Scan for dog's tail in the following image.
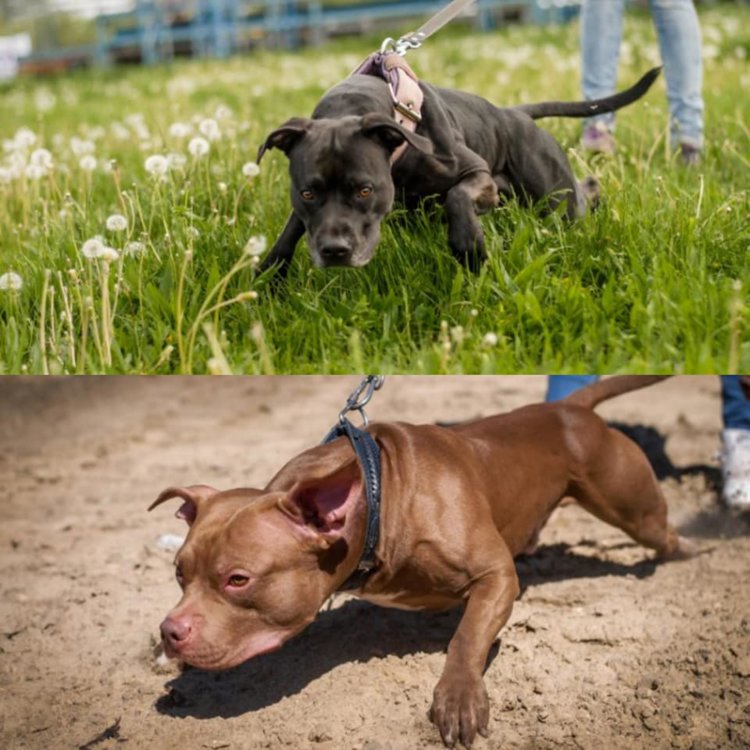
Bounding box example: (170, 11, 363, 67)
(563, 375, 670, 410)
(516, 67, 661, 120)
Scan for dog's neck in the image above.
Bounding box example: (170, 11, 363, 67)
(351, 52, 424, 163)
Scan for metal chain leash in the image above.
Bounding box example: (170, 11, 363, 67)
(338, 375, 385, 427)
(380, 0, 476, 56)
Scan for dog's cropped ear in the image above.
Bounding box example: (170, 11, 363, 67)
(257, 117, 312, 162)
(360, 113, 433, 156)
(149, 485, 220, 526)
(276, 461, 362, 550)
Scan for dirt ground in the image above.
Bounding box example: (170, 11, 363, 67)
(1, 376, 749, 750)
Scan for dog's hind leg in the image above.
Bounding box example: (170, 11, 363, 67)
(570, 427, 695, 560)
(504, 115, 587, 219)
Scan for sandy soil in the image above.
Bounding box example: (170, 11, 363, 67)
(1, 376, 749, 750)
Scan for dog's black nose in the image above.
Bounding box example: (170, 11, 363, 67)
(320, 242, 351, 263)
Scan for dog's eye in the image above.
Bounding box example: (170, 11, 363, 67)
(227, 574, 250, 588)
(357, 186, 372, 198)
(300, 189, 315, 201)
(175, 565, 184, 585)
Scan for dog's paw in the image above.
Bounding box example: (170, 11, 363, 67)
(579, 175, 601, 211)
(449, 232, 486, 273)
(429, 674, 489, 748)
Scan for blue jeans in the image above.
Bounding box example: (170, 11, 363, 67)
(581, 0, 704, 148)
(546, 376, 750, 429)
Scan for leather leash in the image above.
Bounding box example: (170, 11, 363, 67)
(380, 0, 477, 56)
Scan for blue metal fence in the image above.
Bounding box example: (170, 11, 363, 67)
(19, 0, 579, 73)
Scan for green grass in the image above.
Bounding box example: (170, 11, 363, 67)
(0, 8, 748, 373)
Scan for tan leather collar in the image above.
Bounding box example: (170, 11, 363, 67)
(351, 52, 424, 163)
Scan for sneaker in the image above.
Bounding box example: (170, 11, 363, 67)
(680, 143, 702, 166)
(720, 428, 750, 508)
(581, 124, 616, 155)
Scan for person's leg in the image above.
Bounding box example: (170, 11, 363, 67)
(649, 0, 704, 158)
(546, 376, 600, 402)
(719, 376, 750, 508)
(580, 0, 626, 151)
(721, 376, 750, 430)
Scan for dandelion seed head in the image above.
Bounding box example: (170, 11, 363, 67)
(70, 137, 95, 157)
(81, 236, 105, 259)
(98, 246, 120, 262)
(0, 271, 23, 291)
(0, 167, 12, 184)
(30, 148, 53, 169)
(482, 332, 499, 347)
(243, 235, 267, 256)
(169, 122, 191, 139)
(14, 127, 37, 150)
(218, 181, 228, 194)
(34, 89, 56, 112)
(125, 240, 146, 256)
(79, 155, 97, 172)
(25, 164, 46, 180)
(167, 152, 187, 170)
(215, 105, 233, 121)
(106, 214, 128, 232)
(198, 118, 221, 141)
(88, 126, 106, 141)
(111, 122, 131, 141)
(242, 161, 260, 178)
(188, 137, 210, 157)
(144, 154, 169, 177)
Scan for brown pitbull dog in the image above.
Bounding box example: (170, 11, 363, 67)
(150, 375, 691, 747)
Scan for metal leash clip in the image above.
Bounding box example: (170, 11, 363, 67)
(380, 31, 426, 57)
(339, 375, 385, 427)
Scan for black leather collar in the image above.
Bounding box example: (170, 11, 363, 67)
(321, 417, 381, 590)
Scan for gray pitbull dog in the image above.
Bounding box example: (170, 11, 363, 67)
(258, 64, 659, 273)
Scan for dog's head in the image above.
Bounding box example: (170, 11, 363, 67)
(149, 456, 364, 670)
(259, 114, 432, 267)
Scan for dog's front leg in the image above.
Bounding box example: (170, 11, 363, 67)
(259, 212, 305, 276)
(430, 559, 519, 748)
(445, 171, 498, 271)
